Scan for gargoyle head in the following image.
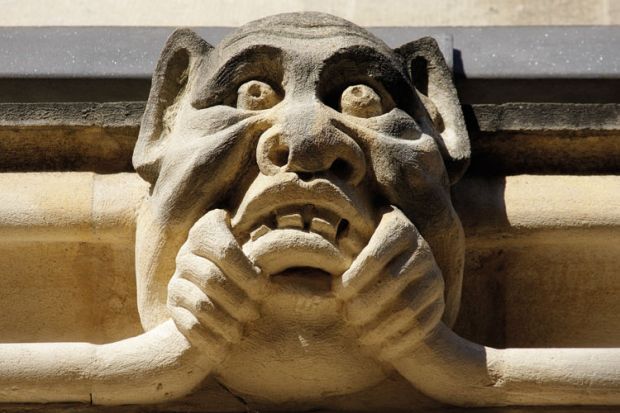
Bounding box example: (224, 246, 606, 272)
(133, 12, 469, 401)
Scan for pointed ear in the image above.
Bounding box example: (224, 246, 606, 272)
(396, 37, 470, 184)
(133, 28, 212, 184)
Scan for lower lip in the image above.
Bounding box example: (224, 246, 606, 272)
(242, 228, 351, 277)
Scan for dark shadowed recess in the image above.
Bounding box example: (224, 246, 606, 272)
(0, 26, 618, 103)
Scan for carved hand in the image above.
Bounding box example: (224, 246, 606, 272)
(335, 206, 446, 362)
(167, 209, 265, 364)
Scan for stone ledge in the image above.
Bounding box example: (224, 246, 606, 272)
(0, 173, 617, 246)
(0, 102, 618, 174)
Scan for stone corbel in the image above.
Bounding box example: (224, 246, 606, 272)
(0, 12, 619, 409)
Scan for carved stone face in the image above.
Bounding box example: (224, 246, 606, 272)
(133, 12, 469, 402)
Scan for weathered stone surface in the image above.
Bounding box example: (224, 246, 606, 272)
(2, 102, 619, 174)
(1, 0, 617, 26)
(0, 102, 142, 173)
(466, 103, 620, 174)
(0, 11, 618, 412)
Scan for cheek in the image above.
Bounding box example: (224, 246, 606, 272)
(367, 134, 449, 202)
(364, 136, 464, 321)
(366, 134, 455, 239)
(150, 121, 263, 226)
(184, 106, 257, 135)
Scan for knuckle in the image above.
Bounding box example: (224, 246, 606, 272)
(178, 254, 226, 285)
(213, 241, 237, 261)
(175, 243, 193, 260)
(175, 249, 204, 276)
(193, 236, 237, 263)
(166, 298, 180, 313)
(194, 297, 215, 313)
(167, 277, 184, 298)
(199, 277, 226, 296)
(174, 257, 195, 279)
(168, 305, 200, 334)
(238, 301, 260, 322)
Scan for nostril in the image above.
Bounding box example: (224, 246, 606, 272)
(269, 146, 289, 168)
(297, 172, 314, 181)
(329, 158, 352, 181)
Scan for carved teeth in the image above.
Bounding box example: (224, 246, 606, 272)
(310, 217, 336, 242)
(250, 224, 271, 241)
(276, 213, 304, 229)
(247, 206, 346, 244)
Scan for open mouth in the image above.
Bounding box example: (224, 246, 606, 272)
(232, 174, 376, 289)
(248, 204, 349, 244)
(270, 267, 333, 295)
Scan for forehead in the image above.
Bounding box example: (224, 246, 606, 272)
(215, 28, 399, 69)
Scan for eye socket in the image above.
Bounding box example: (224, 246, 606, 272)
(339, 84, 384, 118)
(236, 80, 281, 111)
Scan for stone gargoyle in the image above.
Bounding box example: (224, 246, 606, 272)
(0, 12, 619, 410)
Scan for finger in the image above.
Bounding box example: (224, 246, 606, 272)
(188, 209, 264, 299)
(336, 207, 417, 300)
(176, 251, 260, 322)
(378, 302, 445, 361)
(167, 305, 227, 352)
(357, 280, 444, 348)
(168, 277, 242, 344)
(346, 249, 442, 326)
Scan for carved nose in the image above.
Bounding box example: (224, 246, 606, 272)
(256, 103, 366, 186)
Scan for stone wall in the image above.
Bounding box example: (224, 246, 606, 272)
(1, 0, 619, 26)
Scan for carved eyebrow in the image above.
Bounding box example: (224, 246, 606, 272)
(192, 45, 283, 108)
(318, 45, 415, 110)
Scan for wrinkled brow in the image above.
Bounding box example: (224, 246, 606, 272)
(319, 44, 407, 82)
(191, 45, 283, 109)
(318, 45, 416, 113)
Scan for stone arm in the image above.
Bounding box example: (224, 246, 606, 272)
(1, 186, 619, 406)
(0, 320, 212, 404)
(0, 174, 214, 404)
(391, 323, 620, 406)
(0, 208, 259, 405)
(1, 266, 618, 406)
(338, 206, 620, 407)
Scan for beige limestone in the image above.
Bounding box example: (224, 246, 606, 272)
(0, 172, 146, 243)
(0, 173, 618, 407)
(0, 12, 618, 411)
(0, 0, 616, 26)
(1, 173, 618, 349)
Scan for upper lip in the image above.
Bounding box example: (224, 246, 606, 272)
(231, 173, 376, 244)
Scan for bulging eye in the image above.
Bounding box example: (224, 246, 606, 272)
(339, 84, 383, 118)
(236, 80, 281, 111)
